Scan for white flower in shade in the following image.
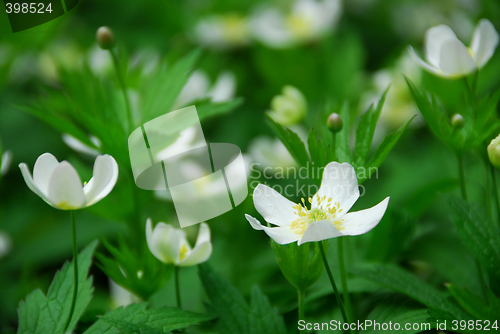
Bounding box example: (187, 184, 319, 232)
(193, 14, 251, 49)
(0, 231, 12, 259)
(267, 85, 307, 127)
(145, 219, 212, 266)
(109, 279, 141, 309)
(245, 162, 389, 245)
(248, 136, 297, 171)
(1, 150, 12, 176)
(19, 153, 118, 210)
(409, 19, 499, 78)
(62, 134, 101, 157)
(175, 70, 237, 109)
(250, 0, 342, 49)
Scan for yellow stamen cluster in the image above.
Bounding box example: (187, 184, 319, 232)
(179, 244, 189, 261)
(290, 193, 345, 236)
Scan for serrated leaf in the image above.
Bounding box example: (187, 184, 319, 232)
(353, 86, 389, 167)
(265, 114, 309, 167)
(336, 101, 351, 164)
(198, 263, 286, 334)
(307, 129, 327, 168)
(102, 318, 165, 334)
(447, 284, 500, 320)
(17, 240, 98, 334)
(446, 195, 500, 293)
(196, 98, 243, 122)
(350, 264, 470, 321)
(84, 303, 213, 334)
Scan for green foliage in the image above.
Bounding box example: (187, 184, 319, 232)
(271, 240, 324, 293)
(17, 241, 98, 334)
(96, 238, 173, 301)
(446, 195, 500, 294)
(447, 284, 500, 320)
(84, 303, 213, 334)
(198, 263, 286, 334)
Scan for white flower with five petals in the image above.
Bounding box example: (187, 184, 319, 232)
(409, 19, 499, 78)
(245, 162, 389, 245)
(19, 153, 118, 210)
(146, 219, 212, 267)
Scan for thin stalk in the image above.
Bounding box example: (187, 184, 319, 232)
(109, 48, 134, 133)
(490, 165, 500, 225)
(62, 211, 78, 334)
(337, 238, 352, 322)
(175, 266, 182, 309)
(457, 153, 468, 201)
(318, 242, 350, 329)
(298, 289, 305, 323)
(484, 159, 492, 217)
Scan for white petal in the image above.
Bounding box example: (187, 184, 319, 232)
(209, 71, 236, 102)
(33, 153, 59, 195)
(1, 150, 12, 176)
(83, 155, 118, 207)
(408, 46, 444, 76)
(178, 225, 212, 267)
(252, 183, 299, 227)
(47, 161, 86, 210)
(312, 162, 359, 215)
(62, 134, 100, 157)
(339, 197, 390, 236)
(439, 39, 477, 77)
(19, 163, 51, 203)
(148, 222, 180, 264)
(424, 24, 457, 67)
(298, 219, 344, 245)
(470, 19, 499, 68)
(245, 214, 300, 244)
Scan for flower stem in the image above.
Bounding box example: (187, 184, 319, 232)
(109, 48, 134, 133)
(318, 242, 350, 330)
(297, 289, 305, 323)
(484, 159, 492, 217)
(62, 211, 78, 334)
(457, 153, 468, 201)
(337, 238, 352, 322)
(175, 266, 182, 309)
(490, 165, 500, 225)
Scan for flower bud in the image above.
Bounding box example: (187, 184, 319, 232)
(267, 85, 307, 126)
(451, 113, 464, 129)
(96, 26, 115, 50)
(327, 113, 343, 133)
(488, 134, 500, 169)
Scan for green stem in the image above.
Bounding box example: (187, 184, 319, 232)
(109, 48, 134, 133)
(490, 165, 500, 225)
(62, 211, 78, 334)
(457, 153, 468, 201)
(484, 159, 492, 217)
(298, 289, 305, 323)
(318, 242, 350, 329)
(337, 238, 352, 322)
(175, 266, 182, 309)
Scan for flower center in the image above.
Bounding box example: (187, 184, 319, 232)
(179, 244, 189, 262)
(290, 194, 345, 236)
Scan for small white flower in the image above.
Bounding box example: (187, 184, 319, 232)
(19, 153, 118, 210)
(251, 0, 342, 49)
(109, 279, 141, 309)
(193, 14, 251, 49)
(1, 150, 12, 176)
(409, 19, 499, 78)
(245, 162, 389, 245)
(145, 219, 212, 267)
(62, 134, 101, 157)
(248, 136, 298, 171)
(267, 85, 307, 127)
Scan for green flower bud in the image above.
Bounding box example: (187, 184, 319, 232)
(271, 240, 324, 292)
(267, 85, 307, 126)
(96, 26, 115, 50)
(327, 113, 343, 133)
(488, 134, 500, 169)
(451, 113, 464, 129)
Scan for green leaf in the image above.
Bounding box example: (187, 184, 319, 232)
(265, 114, 310, 167)
(447, 284, 500, 320)
(198, 263, 286, 334)
(17, 240, 98, 334)
(196, 98, 244, 122)
(351, 264, 470, 321)
(363, 115, 415, 183)
(307, 128, 327, 168)
(335, 101, 351, 164)
(446, 195, 500, 293)
(84, 303, 213, 334)
(353, 86, 389, 167)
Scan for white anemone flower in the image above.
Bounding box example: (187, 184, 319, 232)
(1, 150, 13, 176)
(251, 0, 342, 49)
(409, 19, 499, 78)
(145, 219, 212, 267)
(193, 14, 251, 49)
(267, 85, 307, 127)
(245, 162, 389, 245)
(19, 153, 118, 210)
